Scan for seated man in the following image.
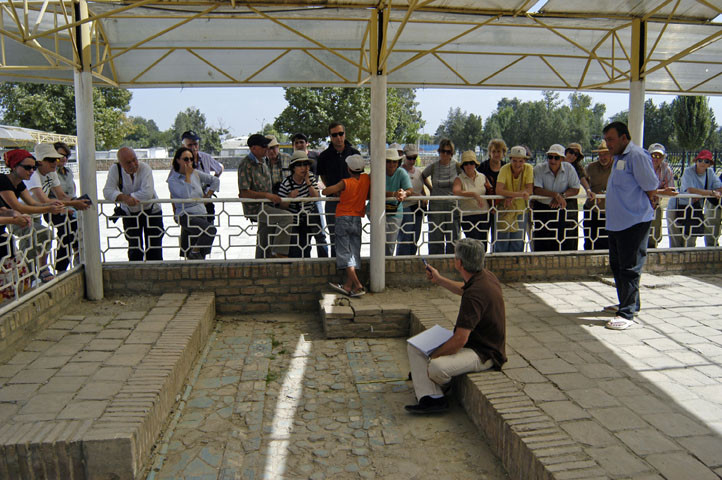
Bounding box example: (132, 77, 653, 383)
(406, 238, 507, 413)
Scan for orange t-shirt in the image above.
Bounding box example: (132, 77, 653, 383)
(335, 174, 370, 217)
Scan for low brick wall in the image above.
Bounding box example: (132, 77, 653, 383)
(103, 249, 722, 315)
(319, 293, 410, 338)
(0, 270, 85, 363)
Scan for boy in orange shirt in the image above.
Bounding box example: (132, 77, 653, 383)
(323, 154, 370, 297)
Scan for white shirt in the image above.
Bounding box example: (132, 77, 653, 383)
(24, 170, 60, 203)
(102, 161, 160, 214)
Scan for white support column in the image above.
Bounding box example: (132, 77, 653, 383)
(629, 18, 646, 146)
(629, 79, 645, 146)
(369, 74, 387, 292)
(74, 0, 103, 300)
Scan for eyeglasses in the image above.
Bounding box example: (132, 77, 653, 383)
(19, 164, 37, 171)
(547, 155, 562, 160)
(697, 158, 712, 165)
(438, 149, 452, 154)
(405, 155, 418, 161)
(330, 131, 345, 138)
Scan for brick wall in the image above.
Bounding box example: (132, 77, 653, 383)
(102, 249, 722, 315)
(0, 270, 85, 363)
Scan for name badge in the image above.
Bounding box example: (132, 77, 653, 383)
(616, 160, 626, 170)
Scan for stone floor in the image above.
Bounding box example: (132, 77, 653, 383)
(145, 312, 508, 480)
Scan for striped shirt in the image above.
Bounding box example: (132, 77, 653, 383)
(278, 174, 319, 213)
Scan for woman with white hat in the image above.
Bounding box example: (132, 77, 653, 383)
(278, 150, 322, 258)
(495, 145, 534, 252)
(452, 151, 490, 249)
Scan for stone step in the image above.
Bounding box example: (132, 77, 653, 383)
(0, 292, 215, 479)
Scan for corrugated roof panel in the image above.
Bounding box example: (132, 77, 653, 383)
(541, 0, 720, 21)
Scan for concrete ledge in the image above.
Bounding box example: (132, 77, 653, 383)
(319, 292, 410, 338)
(0, 270, 85, 364)
(0, 292, 215, 480)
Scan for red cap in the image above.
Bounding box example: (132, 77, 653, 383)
(695, 149, 713, 161)
(4, 149, 35, 169)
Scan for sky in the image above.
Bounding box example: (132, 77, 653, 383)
(128, 87, 722, 140)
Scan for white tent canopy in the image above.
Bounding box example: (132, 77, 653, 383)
(0, 1, 720, 93)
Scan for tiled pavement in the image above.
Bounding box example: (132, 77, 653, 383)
(147, 311, 508, 480)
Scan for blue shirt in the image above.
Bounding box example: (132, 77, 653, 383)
(532, 162, 580, 205)
(385, 167, 412, 217)
(168, 170, 220, 217)
(605, 142, 658, 232)
(668, 165, 722, 210)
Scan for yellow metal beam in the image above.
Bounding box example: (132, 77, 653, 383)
(643, 27, 722, 77)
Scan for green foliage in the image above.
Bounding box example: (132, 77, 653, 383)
(479, 91, 606, 153)
(124, 116, 169, 148)
(435, 107, 484, 152)
(672, 96, 713, 151)
(261, 123, 289, 144)
(169, 107, 228, 154)
(273, 87, 425, 147)
(0, 82, 133, 149)
(610, 99, 678, 149)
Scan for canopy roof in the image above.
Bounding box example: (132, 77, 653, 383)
(0, 124, 77, 147)
(0, 0, 720, 94)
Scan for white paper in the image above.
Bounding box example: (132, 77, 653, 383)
(407, 324, 454, 356)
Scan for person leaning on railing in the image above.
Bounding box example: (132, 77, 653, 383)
(666, 149, 722, 248)
(531, 144, 580, 252)
(495, 145, 533, 253)
(384, 148, 412, 256)
(0, 149, 64, 283)
(422, 138, 461, 255)
(647, 143, 674, 248)
(103, 147, 164, 261)
(583, 140, 614, 250)
(277, 151, 322, 258)
(168, 147, 219, 260)
(452, 151, 490, 250)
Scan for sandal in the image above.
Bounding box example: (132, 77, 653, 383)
(350, 289, 366, 298)
(605, 317, 634, 330)
(328, 282, 351, 296)
(39, 269, 55, 284)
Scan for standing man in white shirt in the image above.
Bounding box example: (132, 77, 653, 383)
(103, 147, 164, 261)
(181, 130, 223, 225)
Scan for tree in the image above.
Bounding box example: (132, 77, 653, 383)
(124, 116, 169, 148)
(169, 107, 228, 154)
(261, 123, 288, 144)
(672, 96, 713, 151)
(273, 87, 425, 147)
(435, 108, 484, 152)
(609, 99, 677, 149)
(0, 82, 133, 149)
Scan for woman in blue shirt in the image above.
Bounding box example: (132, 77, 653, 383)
(167, 147, 220, 259)
(667, 150, 722, 248)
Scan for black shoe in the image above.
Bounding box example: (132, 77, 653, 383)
(404, 395, 449, 414)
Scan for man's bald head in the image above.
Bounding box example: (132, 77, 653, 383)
(117, 147, 139, 175)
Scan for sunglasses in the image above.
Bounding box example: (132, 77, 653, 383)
(386, 159, 400, 163)
(438, 149, 452, 154)
(462, 162, 476, 167)
(43, 158, 58, 162)
(181, 157, 193, 162)
(330, 131, 345, 138)
(697, 158, 713, 165)
(295, 161, 311, 167)
(651, 153, 664, 159)
(19, 164, 37, 171)
(405, 155, 418, 161)
(547, 155, 562, 160)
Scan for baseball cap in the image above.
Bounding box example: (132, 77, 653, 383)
(546, 144, 565, 157)
(346, 154, 365, 173)
(247, 134, 271, 148)
(35, 143, 64, 161)
(509, 145, 529, 159)
(696, 149, 713, 161)
(181, 130, 200, 141)
(648, 143, 666, 156)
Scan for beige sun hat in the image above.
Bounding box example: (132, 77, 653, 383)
(460, 150, 480, 165)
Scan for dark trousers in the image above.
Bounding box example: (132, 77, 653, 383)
(180, 213, 216, 257)
(50, 213, 78, 272)
(583, 207, 608, 250)
(325, 200, 338, 257)
(608, 221, 651, 320)
(205, 202, 216, 226)
(288, 211, 324, 258)
(122, 210, 164, 261)
(460, 212, 490, 251)
(531, 201, 576, 252)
